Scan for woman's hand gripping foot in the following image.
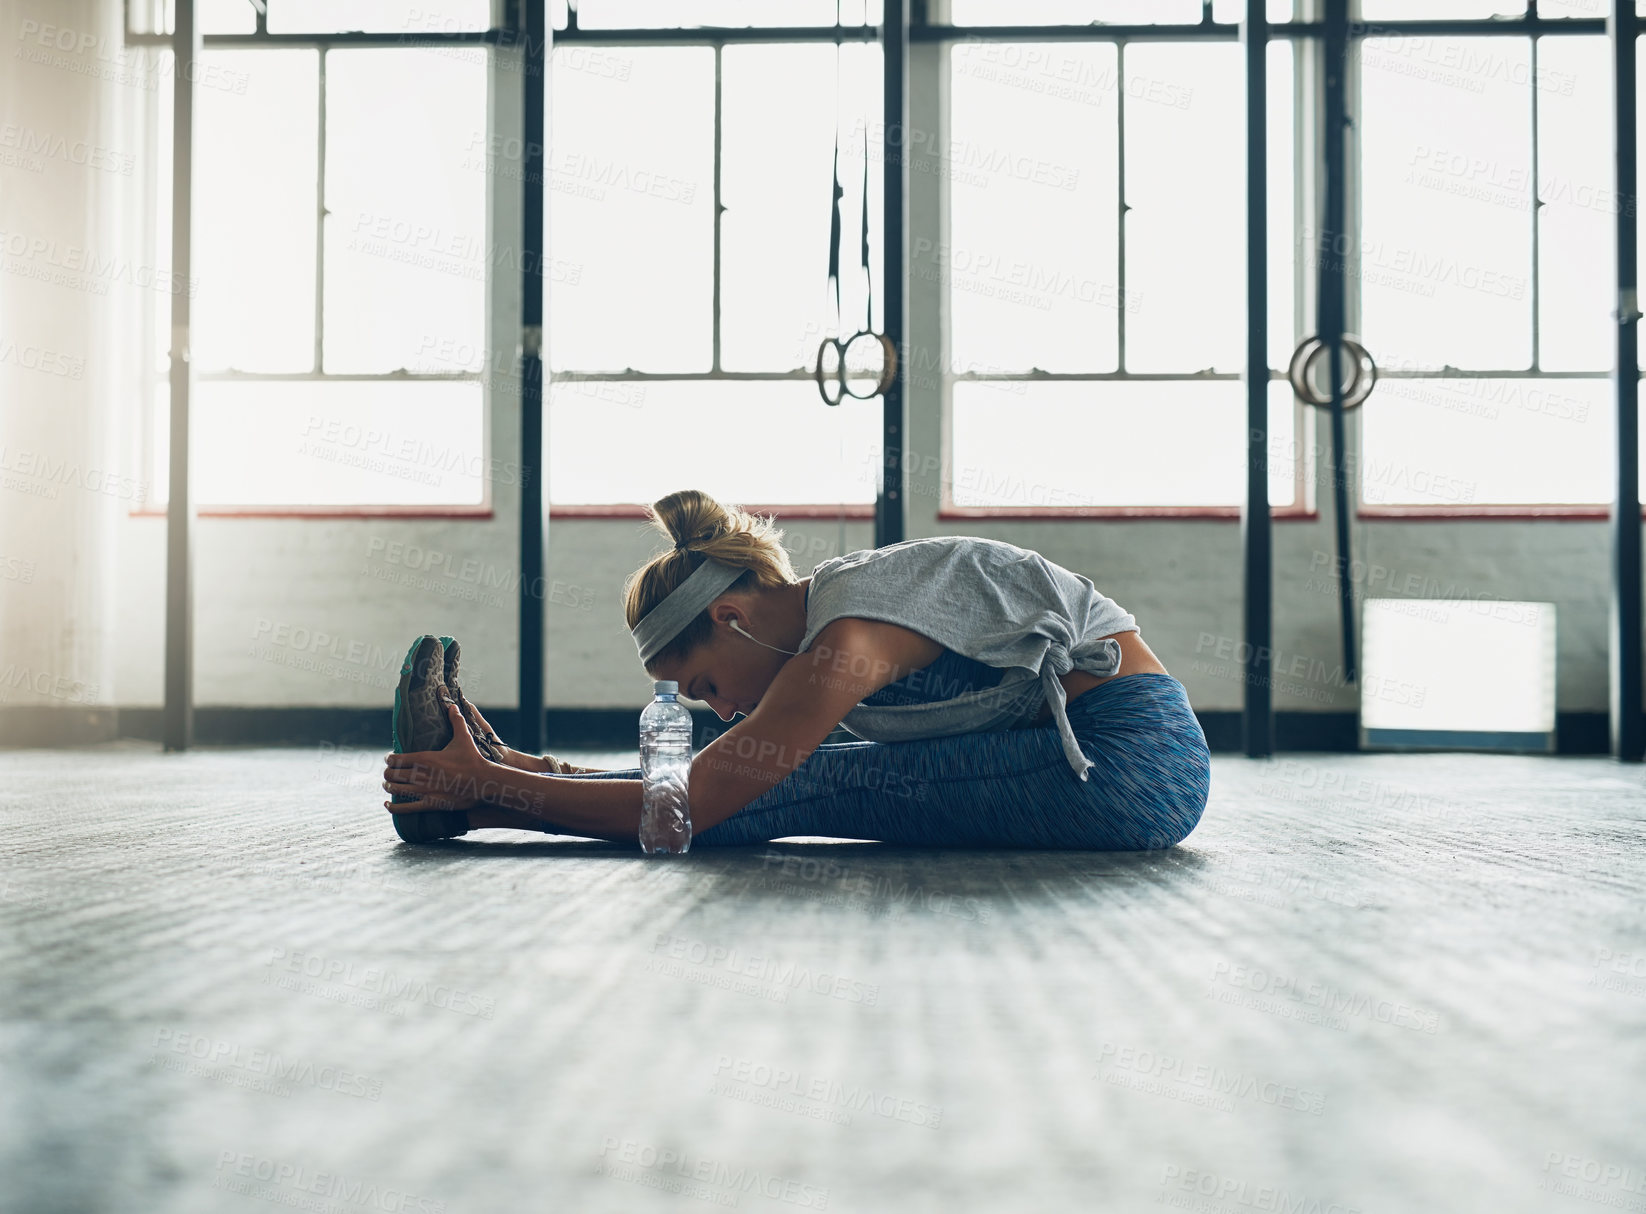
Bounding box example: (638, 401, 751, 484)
(460, 700, 588, 776)
(383, 695, 500, 814)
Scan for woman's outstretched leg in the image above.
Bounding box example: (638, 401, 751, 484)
(463, 804, 630, 842)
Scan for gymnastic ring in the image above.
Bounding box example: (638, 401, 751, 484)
(1286, 336, 1325, 404)
(1312, 336, 1374, 409)
(1287, 334, 1377, 410)
(1341, 336, 1377, 408)
(814, 331, 897, 405)
(841, 330, 897, 400)
(814, 337, 845, 406)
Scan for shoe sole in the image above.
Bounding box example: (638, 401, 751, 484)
(391, 635, 467, 843)
(391, 634, 430, 756)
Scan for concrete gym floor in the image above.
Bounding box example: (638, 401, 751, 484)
(1, 742, 1642, 1214)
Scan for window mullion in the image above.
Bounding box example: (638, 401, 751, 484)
(712, 43, 724, 374)
(1530, 31, 1541, 373)
(1116, 41, 1127, 373)
(314, 47, 327, 375)
(1295, 21, 1310, 512)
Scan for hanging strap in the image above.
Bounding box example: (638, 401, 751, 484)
(858, 112, 871, 333)
(824, 0, 844, 336)
(824, 0, 876, 337)
(826, 130, 844, 332)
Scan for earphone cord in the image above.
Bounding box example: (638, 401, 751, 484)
(732, 619, 799, 656)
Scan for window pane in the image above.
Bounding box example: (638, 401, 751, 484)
(269, 1, 492, 33)
(323, 49, 487, 374)
(547, 48, 715, 372)
(1361, 377, 1608, 505)
(192, 49, 318, 372)
(1267, 380, 1303, 509)
(1358, 1, 1522, 16)
(574, 1, 880, 27)
(951, 380, 1298, 508)
(154, 381, 486, 507)
(720, 43, 881, 371)
(1267, 40, 1298, 371)
(548, 380, 880, 504)
(1125, 43, 1242, 372)
(1358, 36, 1533, 370)
(949, 1, 1201, 24)
(151, 381, 168, 501)
(200, 0, 256, 34)
(1539, 37, 1611, 372)
(154, 50, 175, 370)
(948, 43, 1121, 373)
(136, 0, 266, 33)
(1539, 0, 1603, 15)
(1210, 1, 1301, 20)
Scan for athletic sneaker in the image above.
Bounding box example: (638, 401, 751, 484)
(438, 636, 503, 764)
(389, 633, 470, 843)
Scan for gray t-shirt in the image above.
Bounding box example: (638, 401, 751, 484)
(798, 535, 1138, 782)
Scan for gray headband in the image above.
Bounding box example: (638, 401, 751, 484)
(631, 556, 746, 665)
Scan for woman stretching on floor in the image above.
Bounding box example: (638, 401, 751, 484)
(381, 489, 1211, 850)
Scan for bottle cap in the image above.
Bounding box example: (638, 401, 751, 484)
(653, 680, 678, 694)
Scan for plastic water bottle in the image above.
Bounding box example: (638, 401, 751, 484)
(639, 680, 694, 854)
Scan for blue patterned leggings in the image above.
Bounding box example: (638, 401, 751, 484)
(557, 672, 1210, 850)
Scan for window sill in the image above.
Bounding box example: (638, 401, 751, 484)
(938, 506, 1319, 520)
(128, 505, 494, 520)
(549, 503, 879, 519)
(1357, 504, 1624, 521)
(547, 504, 1319, 521)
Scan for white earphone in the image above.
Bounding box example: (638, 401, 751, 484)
(729, 618, 800, 655)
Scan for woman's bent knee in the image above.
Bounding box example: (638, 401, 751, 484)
(1154, 738, 1211, 847)
(1066, 730, 1209, 850)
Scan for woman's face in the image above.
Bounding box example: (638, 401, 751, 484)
(652, 608, 784, 722)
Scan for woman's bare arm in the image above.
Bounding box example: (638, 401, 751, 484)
(463, 701, 605, 774)
(470, 618, 918, 840)
(542, 756, 606, 775)
(503, 749, 605, 775)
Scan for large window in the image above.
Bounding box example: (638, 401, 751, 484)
(139, 2, 1646, 517)
(1355, 21, 1628, 512)
(548, 1, 1308, 514)
(943, 2, 1645, 518)
(141, 24, 491, 510)
(944, 22, 1306, 514)
(544, 26, 887, 509)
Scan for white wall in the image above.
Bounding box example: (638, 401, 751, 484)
(0, 0, 131, 724)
